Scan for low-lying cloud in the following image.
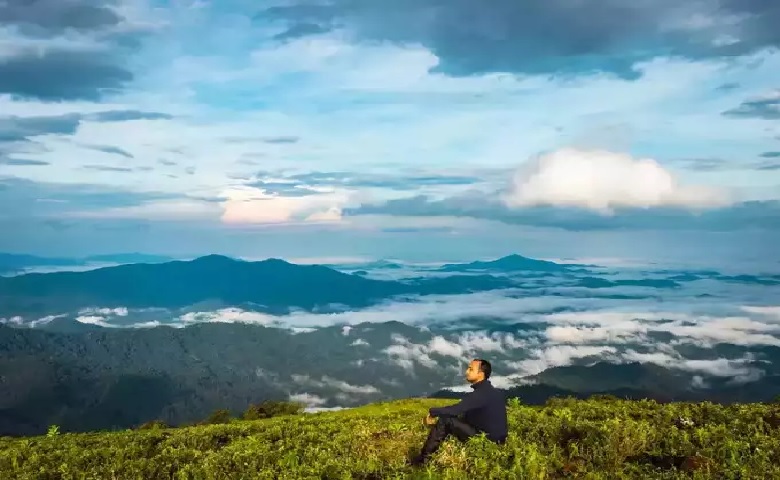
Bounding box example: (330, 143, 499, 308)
(621, 350, 760, 381)
(382, 330, 529, 371)
(507, 345, 619, 377)
(178, 308, 275, 326)
(289, 392, 327, 408)
(544, 310, 780, 348)
(291, 375, 380, 395)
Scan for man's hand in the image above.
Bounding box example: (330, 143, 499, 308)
(424, 413, 437, 426)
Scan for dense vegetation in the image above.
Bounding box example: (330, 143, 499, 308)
(0, 321, 440, 436)
(2, 396, 779, 479)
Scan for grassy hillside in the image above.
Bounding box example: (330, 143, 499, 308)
(1, 397, 779, 479)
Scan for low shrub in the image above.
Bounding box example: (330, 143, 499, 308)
(1, 397, 779, 479)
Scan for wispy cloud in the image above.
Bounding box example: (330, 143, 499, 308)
(84, 144, 134, 159)
(723, 89, 780, 120)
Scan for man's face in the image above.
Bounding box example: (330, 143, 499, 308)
(465, 360, 483, 383)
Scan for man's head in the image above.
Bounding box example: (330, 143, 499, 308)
(465, 358, 491, 384)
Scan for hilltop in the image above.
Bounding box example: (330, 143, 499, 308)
(1, 397, 779, 479)
(438, 254, 575, 273)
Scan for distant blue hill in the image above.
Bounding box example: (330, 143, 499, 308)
(577, 277, 681, 289)
(0, 253, 81, 274)
(349, 260, 405, 270)
(82, 253, 175, 264)
(0, 254, 515, 318)
(0, 252, 175, 275)
(438, 254, 574, 273)
(654, 270, 780, 286)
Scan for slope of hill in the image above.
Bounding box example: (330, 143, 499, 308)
(1, 397, 779, 479)
(0, 321, 449, 436)
(3, 317, 780, 437)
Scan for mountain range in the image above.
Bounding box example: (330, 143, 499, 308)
(0, 253, 710, 322)
(0, 254, 523, 319)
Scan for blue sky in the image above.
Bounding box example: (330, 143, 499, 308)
(0, 0, 779, 266)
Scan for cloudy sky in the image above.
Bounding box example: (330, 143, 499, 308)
(1, 0, 779, 266)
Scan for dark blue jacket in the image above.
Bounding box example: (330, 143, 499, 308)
(428, 379, 508, 442)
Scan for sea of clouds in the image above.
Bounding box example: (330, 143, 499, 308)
(3, 258, 777, 398)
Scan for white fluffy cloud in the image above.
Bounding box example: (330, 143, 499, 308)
(383, 335, 439, 370)
(502, 148, 732, 213)
(426, 332, 512, 358)
(545, 324, 647, 344)
(427, 336, 464, 358)
(75, 315, 115, 328)
(383, 331, 530, 371)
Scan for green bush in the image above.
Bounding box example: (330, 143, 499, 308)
(1, 397, 779, 479)
(137, 420, 169, 430)
(242, 400, 304, 420)
(203, 408, 232, 425)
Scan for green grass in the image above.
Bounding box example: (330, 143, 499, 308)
(2, 396, 780, 479)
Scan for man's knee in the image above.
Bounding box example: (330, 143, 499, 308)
(438, 416, 455, 428)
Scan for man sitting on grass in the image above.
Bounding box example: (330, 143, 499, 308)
(410, 358, 508, 466)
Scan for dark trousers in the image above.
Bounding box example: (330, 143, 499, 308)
(416, 416, 480, 460)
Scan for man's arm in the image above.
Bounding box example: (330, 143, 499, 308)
(429, 391, 485, 417)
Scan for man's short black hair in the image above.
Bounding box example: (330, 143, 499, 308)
(474, 358, 492, 379)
